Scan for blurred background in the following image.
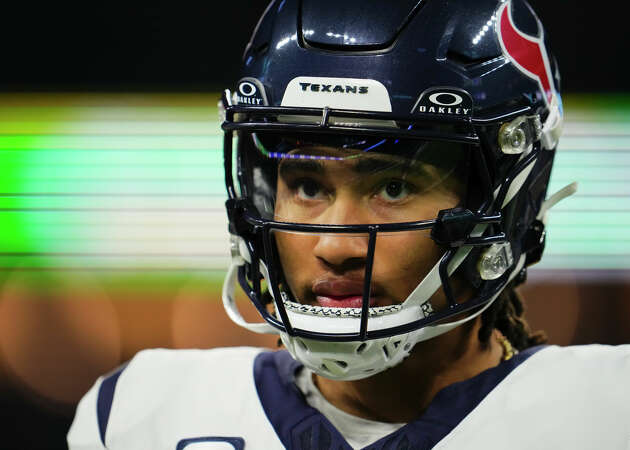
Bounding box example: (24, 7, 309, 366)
(1, 1, 629, 449)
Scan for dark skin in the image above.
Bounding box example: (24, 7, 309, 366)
(313, 319, 505, 423)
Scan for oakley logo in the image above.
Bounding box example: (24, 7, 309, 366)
(412, 87, 473, 117)
(428, 92, 464, 107)
(238, 82, 257, 97)
(235, 79, 267, 106)
(299, 83, 369, 94)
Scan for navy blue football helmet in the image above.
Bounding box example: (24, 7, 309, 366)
(221, 0, 570, 380)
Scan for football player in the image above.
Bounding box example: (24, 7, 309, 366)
(68, 1, 630, 449)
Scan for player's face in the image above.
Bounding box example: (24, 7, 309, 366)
(273, 145, 465, 309)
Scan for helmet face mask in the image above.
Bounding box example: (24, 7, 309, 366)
(241, 132, 471, 220)
(221, 0, 565, 380)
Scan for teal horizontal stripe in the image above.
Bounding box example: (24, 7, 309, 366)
(548, 180, 630, 196)
(547, 211, 630, 226)
(548, 227, 630, 240)
(559, 136, 630, 151)
(549, 196, 630, 212)
(0, 180, 227, 194)
(0, 135, 222, 150)
(0, 195, 226, 209)
(537, 255, 630, 270)
(545, 240, 630, 255)
(0, 149, 222, 165)
(555, 151, 630, 166)
(0, 255, 229, 270)
(547, 167, 630, 181)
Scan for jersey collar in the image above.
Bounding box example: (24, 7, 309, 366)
(254, 346, 546, 449)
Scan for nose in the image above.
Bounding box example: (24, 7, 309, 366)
(313, 233, 368, 269)
(312, 196, 369, 270)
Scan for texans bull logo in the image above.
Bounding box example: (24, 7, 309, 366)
(497, 1, 557, 106)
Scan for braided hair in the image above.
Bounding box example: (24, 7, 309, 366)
(478, 280, 547, 351)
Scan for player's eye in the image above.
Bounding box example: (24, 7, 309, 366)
(295, 178, 326, 201)
(375, 180, 413, 202)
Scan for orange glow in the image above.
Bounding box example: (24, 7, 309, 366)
(0, 271, 121, 404)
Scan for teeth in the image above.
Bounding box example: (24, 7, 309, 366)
(283, 300, 402, 318)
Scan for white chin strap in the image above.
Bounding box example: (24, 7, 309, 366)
(538, 181, 578, 224)
(222, 261, 278, 335)
(541, 95, 563, 150)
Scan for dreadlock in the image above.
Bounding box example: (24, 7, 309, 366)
(478, 280, 547, 351)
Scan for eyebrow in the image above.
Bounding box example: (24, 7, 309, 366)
(353, 157, 409, 175)
(278, 160, 325, 177)
(278, 156, 412, 177)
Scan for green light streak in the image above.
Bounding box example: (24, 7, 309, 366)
(0, 135, 220, 150)
(0, 93, 629, 273)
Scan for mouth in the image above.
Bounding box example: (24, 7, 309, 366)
(315, 294, 376, 308)
(312, 278, 380, 309)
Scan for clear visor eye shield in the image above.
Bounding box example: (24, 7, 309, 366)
(220, 90, 570, 343)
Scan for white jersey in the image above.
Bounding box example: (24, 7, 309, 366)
(68, 345, 630, 450)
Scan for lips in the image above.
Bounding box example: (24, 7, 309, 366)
(312, 278, 378, 308)
(316, 294, 372, 308)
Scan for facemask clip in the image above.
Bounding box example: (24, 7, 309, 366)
(478, 242, 514, 280)
(498, 115, 543, 155)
